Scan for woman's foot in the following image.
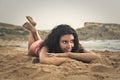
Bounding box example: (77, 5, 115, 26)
(26, 16, 37, 26)
(23, 22, 36, 32)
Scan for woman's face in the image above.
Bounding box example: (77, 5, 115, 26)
(59, 34, 74, 52)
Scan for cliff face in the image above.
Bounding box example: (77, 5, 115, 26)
(0, 22, 120, 40)
(0, 22, 47, 40)
(76, 22, 120, 40)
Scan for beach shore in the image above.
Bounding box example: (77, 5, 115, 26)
(0, 44, 120, 80)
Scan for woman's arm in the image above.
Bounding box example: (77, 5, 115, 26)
(38, 47, 69, 66)
(48, 53, 69, 57)
(69, 50, 101, 63)
(49, 49, 101, 63)
(38, 47, 101, 65)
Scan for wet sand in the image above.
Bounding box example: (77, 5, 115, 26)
(0, 45, 120, 80)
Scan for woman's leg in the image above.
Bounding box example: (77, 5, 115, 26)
(26, 16, 36, 26)
(23, 16, 42, 49)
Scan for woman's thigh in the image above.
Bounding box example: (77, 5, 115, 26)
(28, 40, 42, 56)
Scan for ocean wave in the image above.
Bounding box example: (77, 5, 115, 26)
(80, 40, 120, 52)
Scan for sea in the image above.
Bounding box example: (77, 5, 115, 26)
(80, 40, 120, 52)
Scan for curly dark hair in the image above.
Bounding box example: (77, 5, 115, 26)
(39, 24, 84, 53)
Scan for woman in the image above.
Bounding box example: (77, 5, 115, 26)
(23, 16, 101, 65)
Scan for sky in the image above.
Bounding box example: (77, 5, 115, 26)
(0, 0, 120, 30)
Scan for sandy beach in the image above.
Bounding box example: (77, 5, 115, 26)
(0, 41, 120, 80)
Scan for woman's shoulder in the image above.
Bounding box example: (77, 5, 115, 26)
(40, 46, 49, 52)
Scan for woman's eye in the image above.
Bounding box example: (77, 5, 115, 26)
(63, 41, 67, 44)
(62, 41, 67, 44)
(70, 40, 74, 43)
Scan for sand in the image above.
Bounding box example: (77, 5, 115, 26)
(0, 44, 120, 80)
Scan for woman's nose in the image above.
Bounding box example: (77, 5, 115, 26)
(67, 42, 72, 47)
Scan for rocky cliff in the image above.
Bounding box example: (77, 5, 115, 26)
(76, 22, 120, 40)
(0, 22, 120, 40)
(0, 22, 47, 40)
